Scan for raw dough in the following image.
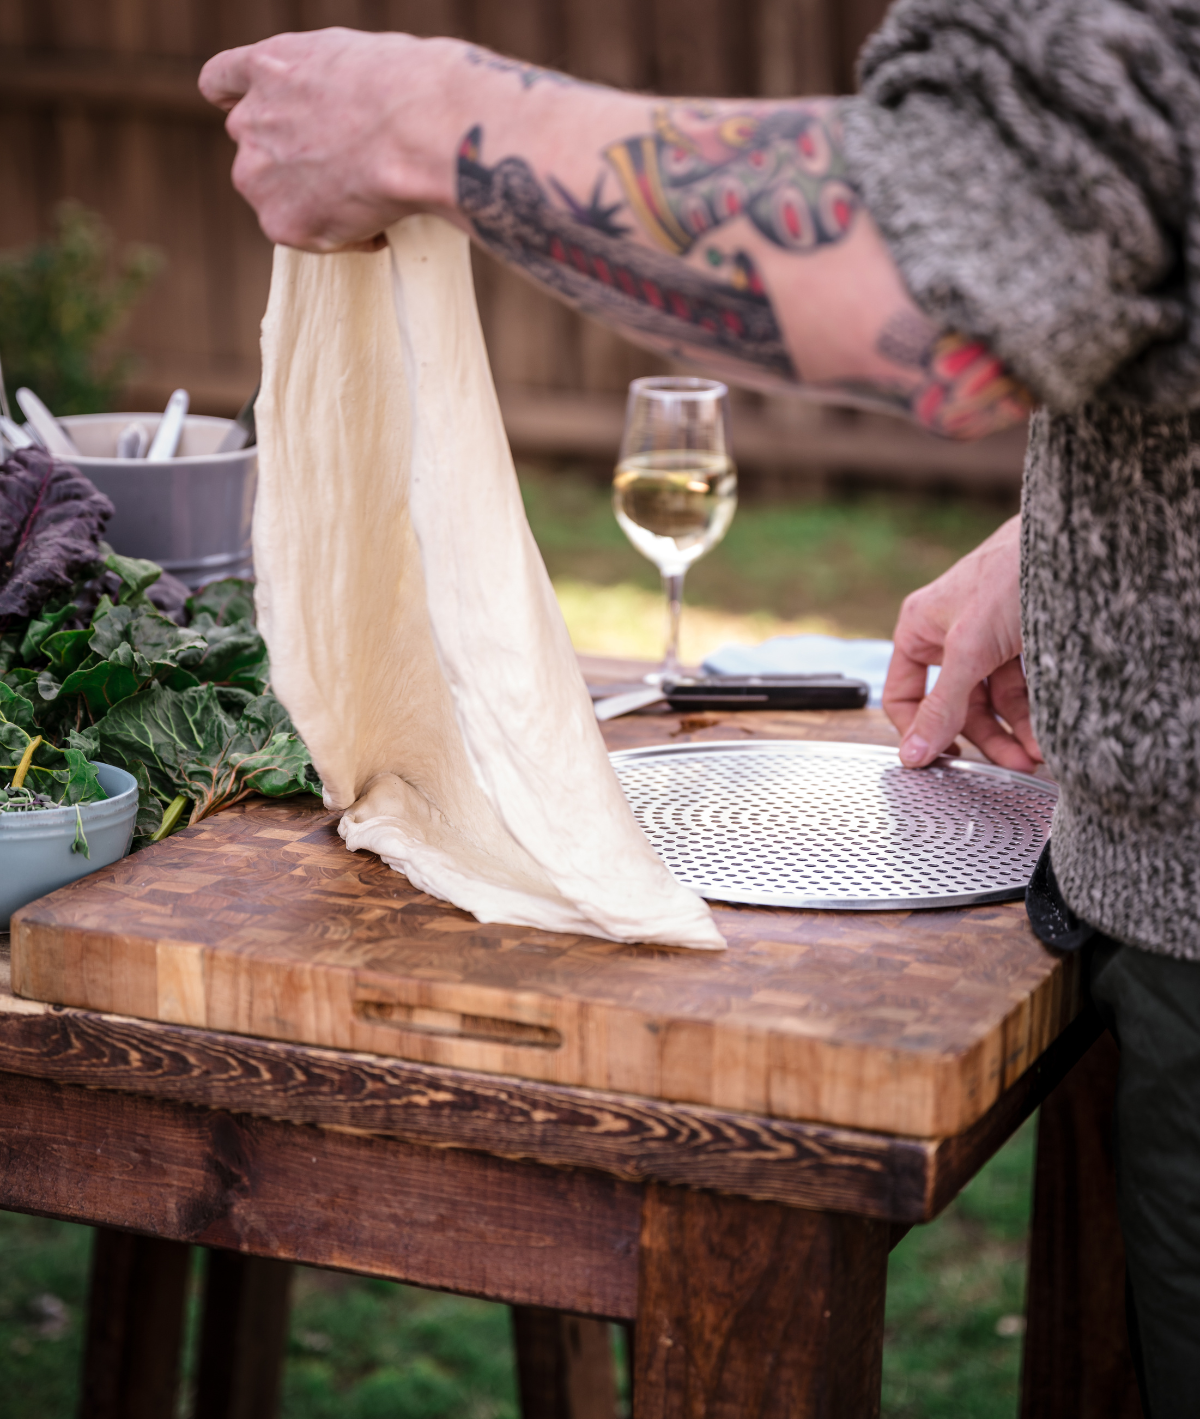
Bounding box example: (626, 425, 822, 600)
(254, 215, 724, 950)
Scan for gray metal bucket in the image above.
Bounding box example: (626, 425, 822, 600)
(60, 413, 256, 587)
(1, 762, 139, 929)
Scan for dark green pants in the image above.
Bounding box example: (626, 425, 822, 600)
(1088, 938, 1200, 1418)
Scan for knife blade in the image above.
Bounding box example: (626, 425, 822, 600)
(593, 686, 667, 721)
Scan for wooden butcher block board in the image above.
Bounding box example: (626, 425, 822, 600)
(10, 705, 1077, 1138)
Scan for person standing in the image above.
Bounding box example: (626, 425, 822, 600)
(201, 4, 1200, 1408)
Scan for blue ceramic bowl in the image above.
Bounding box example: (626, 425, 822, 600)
(0, 763, 139, 929)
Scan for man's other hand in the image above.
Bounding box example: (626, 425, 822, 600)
(883, 514, 1042, 773)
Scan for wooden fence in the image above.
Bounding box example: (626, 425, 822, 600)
(0, 0, 1026, 490)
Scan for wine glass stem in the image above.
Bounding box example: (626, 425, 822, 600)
(662, 570, 685, 679)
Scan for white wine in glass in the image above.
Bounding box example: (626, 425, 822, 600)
(612, 378, 737, 680)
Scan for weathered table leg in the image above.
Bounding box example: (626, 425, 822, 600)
(193, 1250, 294, 1419)
(633, 1183, 890, 1418)
(512, 1306, 619, 1418)
(1021, 1030, 1143, 1418)
(78, 1228, 192, 1419)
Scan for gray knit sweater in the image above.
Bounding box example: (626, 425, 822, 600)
(842, 0, 1200, 959)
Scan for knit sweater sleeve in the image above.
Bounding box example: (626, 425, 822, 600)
(840, 0, 1200, 414)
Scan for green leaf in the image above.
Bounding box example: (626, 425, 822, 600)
(48, 602, 207, 717)
(0, 681, 40, 735)
(40, 625, 94, 676)
(67, 724, 100, 758)
(19, 598, 79, 662)
(163, 666, 203, 692)
(60, 747, 106, 806)
(213, 686, 256, 716)
(127, 758, 165, 842)
(90, 682, 320, 826)
(56, 647, 144, 717)
(103, 549, 162, 604)
(207, 730, 314, 800)
(0, 631, 22, 676)
(186, 578, 257, 626)
(178, 614, 269, 693)
(90, 681, 222, 803)
(91, 601, 205, 669)
(240, 693, 299, 740)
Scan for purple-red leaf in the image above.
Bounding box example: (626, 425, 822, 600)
(0, 449, 113, 621)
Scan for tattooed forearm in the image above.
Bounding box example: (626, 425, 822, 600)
(454, 97, 1029, 435)
(458, 127, 795, 378)
(605, 104, 857, 255)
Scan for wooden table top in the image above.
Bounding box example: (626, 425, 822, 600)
(10, 658, 1077, 1139)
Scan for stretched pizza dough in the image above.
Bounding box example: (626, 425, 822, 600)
(254, 215, 724, 950)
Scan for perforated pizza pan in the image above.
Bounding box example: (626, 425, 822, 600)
(610, 740, 1057, 911)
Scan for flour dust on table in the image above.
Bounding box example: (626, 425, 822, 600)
(255, 217, 722, 950)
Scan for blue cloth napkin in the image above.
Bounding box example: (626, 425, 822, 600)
(702, 633, 939, 708)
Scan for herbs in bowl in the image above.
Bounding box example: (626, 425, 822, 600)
(1, 711, 108, 855)
(1, 447, 321, 875)
(0, 697, 141, 928)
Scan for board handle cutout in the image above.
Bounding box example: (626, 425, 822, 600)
(354, 997, 562, 1049)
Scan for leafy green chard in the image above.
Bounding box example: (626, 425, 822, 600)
(2, 546, 320, 845)
(0, 682, 108, 849)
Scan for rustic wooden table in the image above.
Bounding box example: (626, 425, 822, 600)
(0, 657, 1142, 1418)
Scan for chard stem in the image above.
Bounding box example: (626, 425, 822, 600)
(150, 794, 188, 843)
(11, 736, 43, 790)
(71, 805, 89, 859)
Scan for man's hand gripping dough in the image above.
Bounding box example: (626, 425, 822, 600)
(200, 28, 456, 253)
(883, 515, 1042, 774)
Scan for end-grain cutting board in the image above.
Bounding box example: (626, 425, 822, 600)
(10, 707, 1076, 1137)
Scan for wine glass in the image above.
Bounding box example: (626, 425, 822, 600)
(612, 377, 737, 682)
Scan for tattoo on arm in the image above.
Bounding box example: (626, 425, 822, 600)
(604, 103, 857, 255)
(455, 102, 1031, 433)
(458, 126, 796, 378)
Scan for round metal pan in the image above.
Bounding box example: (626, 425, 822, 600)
(610, 739, 1056, 911)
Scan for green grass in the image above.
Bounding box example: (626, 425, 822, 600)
(0, 1213, 92, 1415)
(520, 464, 1012, 638)
(280, 1271, 518, 1419)
(883, 1118, 1034, 1417)
(0, 1119, 1035, 1417)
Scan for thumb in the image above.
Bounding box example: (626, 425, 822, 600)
(898, 667, 975, 767)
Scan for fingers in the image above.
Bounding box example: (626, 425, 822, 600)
(900, 659, 1041, 774)
(881, 639, 933, 740)
(986, 657, 1042, 763)
(961, 683, 1040, 773)
(198, 46, 256, 111)
(895, 654, 982, 767)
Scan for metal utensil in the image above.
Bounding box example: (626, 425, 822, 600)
(610, 740, 1058, 910)
(0, 415, 35, 450)
(146, 388, 189, 461)
(593, 686, 667, 721)
(116, 422, 150, 459)
(16, 387, 81, 457)
(216, 381, 258, 453)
